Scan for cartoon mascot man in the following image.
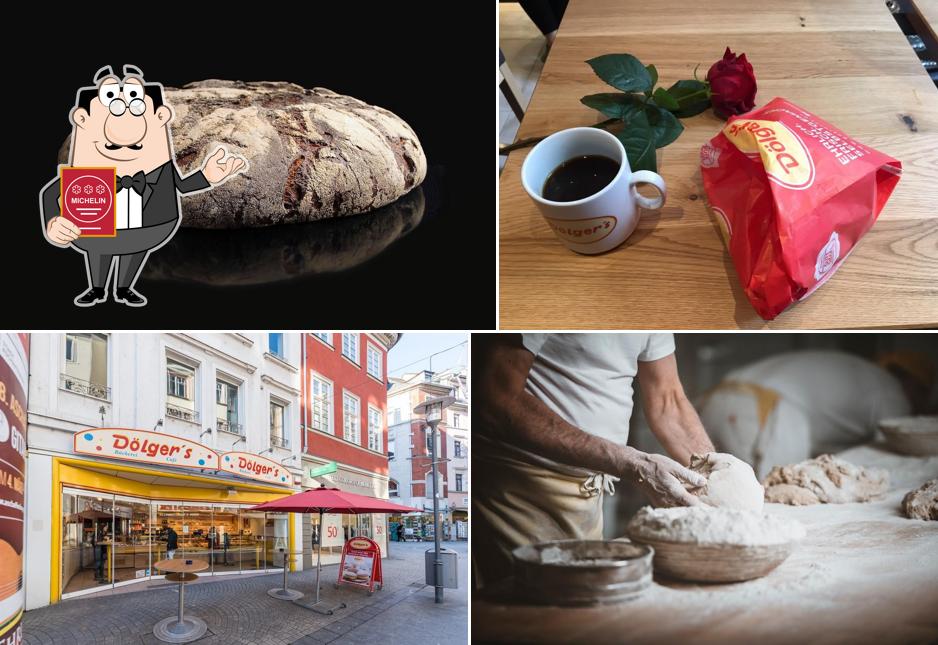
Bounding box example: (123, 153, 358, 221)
(40, 65, 247, 307)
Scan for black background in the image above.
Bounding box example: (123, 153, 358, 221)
(5, 7, 492, 329)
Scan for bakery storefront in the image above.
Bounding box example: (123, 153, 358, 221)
(301, 458, 389, 565)
(53, 429, 297, 602)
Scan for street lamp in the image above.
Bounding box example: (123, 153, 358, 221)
(413, 394, 455, 604)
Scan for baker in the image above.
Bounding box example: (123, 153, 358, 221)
(473, 333, 716, 590)
(39, 65, 248, 307)
(697, 350, 934, 479)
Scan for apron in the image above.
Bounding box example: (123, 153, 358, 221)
(472, 433, 617, 590)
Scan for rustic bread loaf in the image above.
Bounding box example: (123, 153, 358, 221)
(58, 80, 426, 228)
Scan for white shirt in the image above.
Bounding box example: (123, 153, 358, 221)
(498, 333, 675, 474)
(115, 186, 143, 230)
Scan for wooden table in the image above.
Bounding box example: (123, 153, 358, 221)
(474, 445, 938, 643)
(500, 0, 938, 329)
(152, 559, 209, 643)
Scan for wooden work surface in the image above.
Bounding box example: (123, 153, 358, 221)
(153, 558, 209, 574)
(499, 0, 938, 329)
(473, 446, 938, 644)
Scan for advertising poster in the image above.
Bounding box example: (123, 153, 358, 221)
(0, 334, 28, 645)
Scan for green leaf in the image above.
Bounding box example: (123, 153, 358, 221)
(652, 87, 680, 111)
(644, 65, 658, 93)
(580, 93, 635, 119)
(585, 54, 653, 93)
(615, 111, 657, 173)
(645, 105, 684, 148)
(667, 79, 711, 118)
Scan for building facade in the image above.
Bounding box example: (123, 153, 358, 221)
(299, 333, 399, 565)
(386, 366, 468, 540)
(24, 333, 304, 610)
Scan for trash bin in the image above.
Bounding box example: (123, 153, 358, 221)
(425, 548, 458, 589)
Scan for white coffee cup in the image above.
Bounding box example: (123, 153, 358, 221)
(521, 127, 666, 254)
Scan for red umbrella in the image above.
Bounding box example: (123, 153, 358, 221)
(249, 485, 418, 609)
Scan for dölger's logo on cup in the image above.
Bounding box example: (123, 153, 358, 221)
(521, 127, 667, 255)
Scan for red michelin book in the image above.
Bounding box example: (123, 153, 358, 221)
(60, 167, 117, 237)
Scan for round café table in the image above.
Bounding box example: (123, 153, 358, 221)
(267, 550, 304, 600)
(152, 558, 209, 643)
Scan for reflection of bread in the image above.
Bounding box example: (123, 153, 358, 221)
(0, 539, 22, 600)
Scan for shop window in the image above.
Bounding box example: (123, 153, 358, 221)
(269, 333, 284, 358)
(343, 391, 361, 444)
(368, 406, 382, 452)
(270, 399, 288, 448)
(342, 333, 359, 364)
(61, 333, 110, 400)
(166, 356, 199, 423)
(366, 343, 382, 380)
(311, 374, 333, 434)
(216, 378, 242, 435)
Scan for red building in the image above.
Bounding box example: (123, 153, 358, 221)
(299, 333, 399, 561)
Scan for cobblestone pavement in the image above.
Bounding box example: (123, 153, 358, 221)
(23, 541, 468, 645)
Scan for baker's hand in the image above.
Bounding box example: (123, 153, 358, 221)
(623, 450, 707, 508)
(46, 216, 81, 247)
(202, 147, 248, 185)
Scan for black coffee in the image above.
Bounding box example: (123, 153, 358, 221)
(542, 155, 619, 202)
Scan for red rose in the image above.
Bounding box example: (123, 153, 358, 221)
(707, 47, 757, 119)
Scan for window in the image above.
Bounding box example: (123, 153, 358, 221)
(366, 344, 382, 380)
(454, 440, 462, 457)
(270, 400, 287, 448)
(388, 434, 396, 460)
(216, 378, 241, 434)
(390, 408, 402, 425)
(388, 480, 399, 497)
(453, 413, 461, 429)
(455, 474, 464, 491)
(426, 431, 434, 454)
(343, 392, 360, 444)
(312, 332, 331, 345)
(341, 333, 359, 364)
(368, 406, 382, 452)
(311, 375, 333, 433)
(269, 333, 284, 358)
(61, 333, 109, 399)
(165, 356, 198, 423)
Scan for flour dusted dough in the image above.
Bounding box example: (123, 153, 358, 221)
(763, 454, 889, 505)
(627, 506, 805, 546)
(901, 479, 938, 520)
(690, 452, 764, 512)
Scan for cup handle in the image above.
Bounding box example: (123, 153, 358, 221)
(629, 170, 667, 210)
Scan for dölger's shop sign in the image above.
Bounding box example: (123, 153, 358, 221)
(74, 428, 220, 469)
(219, 451, 291, 486)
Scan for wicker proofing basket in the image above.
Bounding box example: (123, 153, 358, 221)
(627, 533, 794, 583)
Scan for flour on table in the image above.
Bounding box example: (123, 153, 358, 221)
(690, 452, 764, 512)
(627, 506, 805, 546)
(901, 478, 938, 521)
(762, 454, 889, 505)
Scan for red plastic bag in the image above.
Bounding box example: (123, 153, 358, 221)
(700, 97, 901, 320)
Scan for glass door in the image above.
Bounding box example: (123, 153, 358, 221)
(111, 495, 152, 586)
(211, 505, 241, 573)
(239, 508, 266, 572)
(61, 488, 114, 597)
(264, 513, 289, 570)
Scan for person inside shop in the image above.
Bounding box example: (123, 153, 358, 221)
(165, 525, 179, 559)
(92, 524, 106, 583)
(696, 350, 934, 479)
(396, 523, 405, 543)
(207, 527, 217, 563)
(473, 333, 715, 590)
(222, 530, 231, 565)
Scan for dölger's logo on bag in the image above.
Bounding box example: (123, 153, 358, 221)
(701, 97, 901, 320)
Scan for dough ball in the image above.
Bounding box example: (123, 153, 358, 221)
(690, 452, 764, 512)
(902, 479, 938, 520)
